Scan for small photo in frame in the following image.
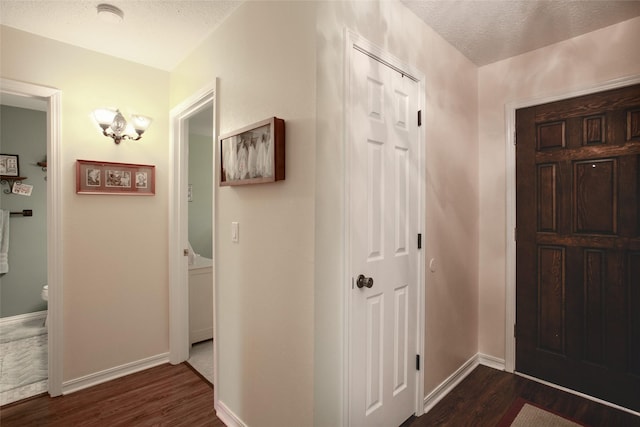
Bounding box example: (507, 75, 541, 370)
(219, 117, 285, 186)
(0, 154, 20, 177)
(12, 182, 33, 196)
(76, 160, 155, 195)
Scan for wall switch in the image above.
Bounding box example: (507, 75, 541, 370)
(231, 222, 239, 243)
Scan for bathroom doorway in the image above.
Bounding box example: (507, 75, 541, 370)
(168, 84, 217, 387)
(185, 105, 215, 383)
(0, 94, 48, 405)
(0, 79, 63, 403)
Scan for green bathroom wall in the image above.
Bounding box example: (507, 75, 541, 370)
(188, 132, 213, 259)
(0, 105, 48, 318)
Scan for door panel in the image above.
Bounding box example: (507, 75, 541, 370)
(350, 47, 419, 427)
(537, 245, 565, 354)
(367, 139, 384, 260)
(365, 293, 384, 415)
(393, 285, 408, 396)
(574, 158, 617, 234)
(516, 84, 640, 411)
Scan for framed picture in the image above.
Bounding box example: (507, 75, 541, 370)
(76, 160, 155, 195)
(219, 117, 285, 186)
(0, 154, 20, 177)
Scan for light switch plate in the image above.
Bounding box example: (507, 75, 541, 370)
(232, 222, 239, 243)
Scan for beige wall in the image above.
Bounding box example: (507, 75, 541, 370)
(12, 0, 620, 423)
(0, 26, 171, 380)
(478, 17, 640, 358)
(171, 2, 316, 426)
(315, 1, 479, 424)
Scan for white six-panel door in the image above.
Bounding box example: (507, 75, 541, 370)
(349, 47, 420, 427)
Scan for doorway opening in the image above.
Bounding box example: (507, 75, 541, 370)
(0, 78, 63, 401)
(0, 94, 48, 405)
(184, 104, 215, 382)
(169, 84, 217, 387)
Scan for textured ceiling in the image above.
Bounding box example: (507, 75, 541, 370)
(1, 1, 639, 70)
(0, 0, 243, 71)
(401, 0, 640, 66)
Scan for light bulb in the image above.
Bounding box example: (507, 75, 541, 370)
(93, 108, 117, 127)
(130, 114, 152, 133)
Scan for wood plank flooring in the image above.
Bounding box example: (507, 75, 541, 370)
(2, 363, 639, 426)
(408, 365, 640, 426)
(0, 363, 224, 427)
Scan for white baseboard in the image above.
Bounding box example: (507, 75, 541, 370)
(423, 353, 639, 418)
(478, 353, 506, 371)
(0, 310, 47, 326)
(190, 327, 214, 345)
(423, 352, 506, 414)
(215, 400, 247, 427)
(62, 352, 170, 395)
(423, 354, 479, 413)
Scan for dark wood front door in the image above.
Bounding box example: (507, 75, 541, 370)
(516, 84, 640, 411)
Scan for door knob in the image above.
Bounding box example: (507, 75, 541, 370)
(356, 274, 374, 289)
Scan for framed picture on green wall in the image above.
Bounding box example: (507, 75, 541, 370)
(0, 154, 19, 177)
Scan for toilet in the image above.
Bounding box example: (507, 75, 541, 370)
(41, 285, 48, 327)
(188, 241, 199, 265)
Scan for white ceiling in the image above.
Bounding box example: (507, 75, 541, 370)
(1, 1, 639, 70)
(401, 0, 640, 66)
(0, 0, 243, 71)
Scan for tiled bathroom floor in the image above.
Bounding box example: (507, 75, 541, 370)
(0, 316, 48, 406)
(187, 339, 213, 384)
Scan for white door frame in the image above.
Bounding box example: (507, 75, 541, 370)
(0, 78, 64, 396)
(343, 30, 426, 425)
(503, 74, 640, 373)
(168, 82, 217, 374)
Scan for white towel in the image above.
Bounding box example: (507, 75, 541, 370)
(0, 209, 9, 273)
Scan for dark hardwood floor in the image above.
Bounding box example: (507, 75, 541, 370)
(0, 363, 224, 426)
(409, 365, 640, 426)
(2, 363, 638, 426)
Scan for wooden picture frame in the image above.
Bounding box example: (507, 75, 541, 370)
(0, 154, 20, 177)
(219, 117, 285, 186)
(76, 160, 155, 195)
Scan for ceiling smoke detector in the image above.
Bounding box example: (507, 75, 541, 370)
(97, 4, 124, 24)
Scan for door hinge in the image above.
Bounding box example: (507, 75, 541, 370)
(417, 110, 422, 127)
(514, 323, 517, 338)
(417, 233, 422, 249)
(416, 354, 420, 371)
(514, 227, 517, 241)
(514, 130, 517, 145)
